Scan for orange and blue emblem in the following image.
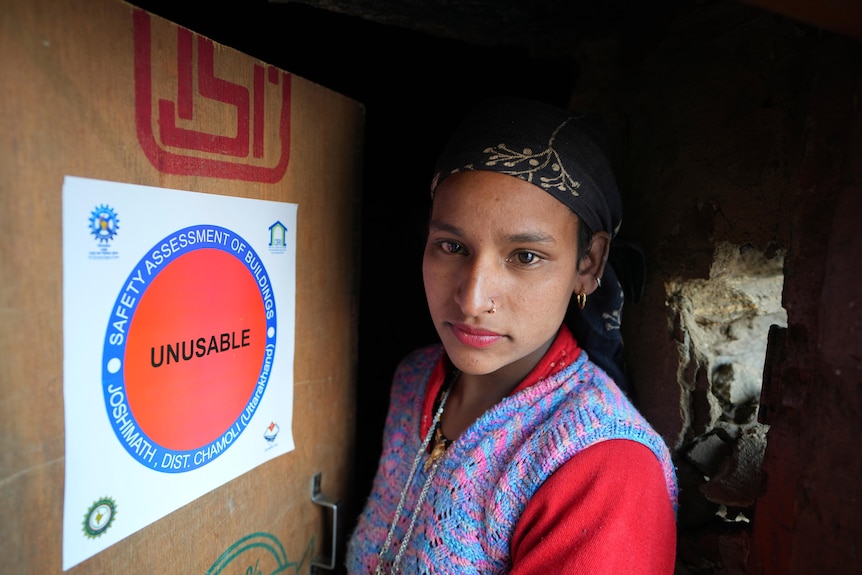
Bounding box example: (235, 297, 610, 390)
(101, 224, 277, 473)
(89, 204, 120, 245)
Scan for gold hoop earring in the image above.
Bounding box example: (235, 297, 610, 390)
(576, 289, 587, 310)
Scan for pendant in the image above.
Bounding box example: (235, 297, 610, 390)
(424, 426, 451, 471)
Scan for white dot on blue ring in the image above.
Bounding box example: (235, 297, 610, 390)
(107, 357, 122, 374)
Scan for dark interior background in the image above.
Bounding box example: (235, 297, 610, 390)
(126, 0, 601, 524)
(119, 3, 862, 574)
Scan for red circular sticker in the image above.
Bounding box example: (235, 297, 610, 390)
(102, 225, 277, 472)
(124, 248, 266, 450)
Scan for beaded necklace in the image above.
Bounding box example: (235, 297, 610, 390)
(374, 370, 458, 574)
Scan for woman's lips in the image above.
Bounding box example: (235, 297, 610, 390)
(448, 323, 504, 348)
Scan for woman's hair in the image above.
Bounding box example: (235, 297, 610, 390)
(575, 213, 594, 270)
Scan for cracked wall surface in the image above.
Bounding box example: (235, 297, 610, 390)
(669, 242, 785, 533)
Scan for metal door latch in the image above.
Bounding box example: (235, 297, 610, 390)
(310, 472, 339, 573)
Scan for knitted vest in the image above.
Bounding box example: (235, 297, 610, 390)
(346, 344, 678, 574)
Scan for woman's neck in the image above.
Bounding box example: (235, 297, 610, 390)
(440, 337, 554, 440)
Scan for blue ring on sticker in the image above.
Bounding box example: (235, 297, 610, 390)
(101, 224, 277, 473)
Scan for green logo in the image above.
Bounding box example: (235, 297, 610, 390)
(83, 497, 117, 539)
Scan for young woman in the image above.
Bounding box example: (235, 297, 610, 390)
(347, 97, 678, 574)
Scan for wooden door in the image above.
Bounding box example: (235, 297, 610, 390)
(0, 0, 362, 572)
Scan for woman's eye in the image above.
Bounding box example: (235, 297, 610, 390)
(512, 251, 539, 265)
(440, 241, 463, 254)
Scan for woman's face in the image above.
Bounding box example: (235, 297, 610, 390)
(423, 170, 583, 382)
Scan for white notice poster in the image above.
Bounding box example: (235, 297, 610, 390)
(61, 176, 297, 570)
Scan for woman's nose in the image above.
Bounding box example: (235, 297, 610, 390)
(454, 256, 497, 317)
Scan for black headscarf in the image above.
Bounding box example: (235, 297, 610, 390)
(430, 97, 636, 393)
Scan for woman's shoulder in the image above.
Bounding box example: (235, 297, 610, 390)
(384, 344, 445, 419)
(394, 343, 445, 377)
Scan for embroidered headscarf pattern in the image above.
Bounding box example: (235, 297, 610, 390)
(431, 97, 622, 239)
(478, 117, 582, 197)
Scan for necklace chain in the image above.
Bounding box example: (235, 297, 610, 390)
(375, 374, 455, 574)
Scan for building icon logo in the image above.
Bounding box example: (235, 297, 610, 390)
(269, 221, 288, 253)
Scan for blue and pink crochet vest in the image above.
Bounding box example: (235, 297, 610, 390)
(346, 344, 677, 574)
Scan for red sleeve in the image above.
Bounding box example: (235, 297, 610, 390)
(510, 439, 677, 575)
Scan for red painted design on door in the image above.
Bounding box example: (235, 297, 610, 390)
(133, 10, 291, 182)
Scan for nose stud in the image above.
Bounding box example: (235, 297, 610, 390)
(488, 298, 497, 314)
